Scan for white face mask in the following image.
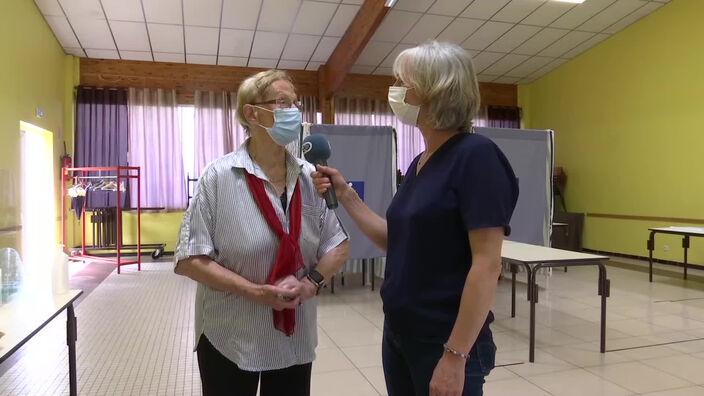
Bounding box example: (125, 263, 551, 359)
(388, 86, 420, 126)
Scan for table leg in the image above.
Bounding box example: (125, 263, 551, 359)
(371, 260, 376, 291)
(683, 236, 690, 280)
(528, 265, 541, 363)
(598, 263, 610, 354)
(511, 264, 517, 318)
(67, 303, 78, 396)
(330, 276, 335, 294)
(362, 259, 367, 286)
(648, 231, 655, 282)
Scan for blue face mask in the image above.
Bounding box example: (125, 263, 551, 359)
(257, 107, 302, 146)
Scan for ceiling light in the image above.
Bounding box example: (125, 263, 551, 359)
(552, 0, 586, 3)
(385, 0, 398, 7)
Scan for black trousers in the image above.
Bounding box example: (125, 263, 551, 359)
(196, 335, 312, 396)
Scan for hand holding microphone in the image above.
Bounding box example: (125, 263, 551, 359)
(303, 134, 346, 209)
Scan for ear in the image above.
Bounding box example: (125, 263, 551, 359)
(243, 104, 259, 125)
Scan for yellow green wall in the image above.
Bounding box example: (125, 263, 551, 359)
(519, 0, 704, 265)
(0, 1, 78, 257)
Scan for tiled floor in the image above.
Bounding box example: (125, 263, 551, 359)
(1, 259, 704, 395)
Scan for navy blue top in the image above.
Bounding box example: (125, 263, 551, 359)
(382, 132, 519, 342)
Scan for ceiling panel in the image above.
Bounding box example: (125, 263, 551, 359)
(70, 18, 116, 49)
(311, 36, 340, 62)
(250, 31, 288, 59)
(218, 29, 254, 57)
(372, 10, 422, 42)
(148, 24, 184, 53)
(258, 0, 301, 32)
(85, 48, 120, 59)
(44, 15, 81, 48)
(470, 51, 506, 72)
(562, 32, 609, 58)
(341, 0, 363, 4)
(110, 21, 150, 52)
(218, 56, 248, 66)
(436, 17, 484, 44)
(278, 60, 308, 70)
(59, 0, 103, 18)
(538, 30, 594, 57)
(477, 74, 499, 82)
(325, 4, 359, 37)
(486, 24, 541, 53)
(493, 75, 521, 84)
(292, 1, 338, 35)
(513, 27, 568, 55)
(492, 0, 547, 23)
(401, 14, 453, 44)
(222, 0, 261, 30)
(380, 43, 414, 68)
(64, 47, 86, 56)
(528, 57, 567, 78)
(35, 0, 64, 16)
(185, 26, 219, 55)
(461, 0, 512, 20)
(603, 1, 662, 34)
(355, 40, 396, 66)
(281, 34, 319, 61)
(504, 55, 553, 77)
(550, 0, 614, 29)
(305, 62, 323, 71)
(101, 0, 143, 22)
(521, 1, 574, 26)
(187, 54, 217, 65)
(427, 0, 474, 17)
(183, 0, 221, 27)
(481, 53, 530, 75)
(393, 0, 435, 13)
(462, 21, 514, 51)
(153, 52, 185, 63)
(142, 0, 182, 24)
(578, 0, 646, 32)
(120, 50, 153, 61)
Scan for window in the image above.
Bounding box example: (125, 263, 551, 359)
(179, 105, 195, 180)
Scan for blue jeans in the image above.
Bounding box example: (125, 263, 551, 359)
(382, 322, 496, 396)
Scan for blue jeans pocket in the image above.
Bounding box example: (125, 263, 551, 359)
(466, 341, 496, 377)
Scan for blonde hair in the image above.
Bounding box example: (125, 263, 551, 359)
(236, 69, 294, 132)
(393, 41, 480, 132)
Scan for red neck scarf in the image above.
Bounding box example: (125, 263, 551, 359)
(244, 170, 304, 336)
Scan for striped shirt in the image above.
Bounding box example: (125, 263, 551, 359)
(174, 140, 348, 371)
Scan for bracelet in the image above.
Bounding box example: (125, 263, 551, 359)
(443, 343, 470, 359)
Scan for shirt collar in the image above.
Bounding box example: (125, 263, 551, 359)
(230, 139, 304, 181)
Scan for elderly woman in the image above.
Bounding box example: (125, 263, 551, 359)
(175, 69, 350, 396)
(313, 41, 518, 396)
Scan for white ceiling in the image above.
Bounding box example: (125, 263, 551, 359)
(37, 0, 670, 83)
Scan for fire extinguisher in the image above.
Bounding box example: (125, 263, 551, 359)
(60, 141, 72, 181)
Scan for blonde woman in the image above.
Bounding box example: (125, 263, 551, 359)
(313, 41, 518, 396)
(175, 70, 349, 396)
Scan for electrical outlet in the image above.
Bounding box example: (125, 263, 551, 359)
(664, 245, 670, 252)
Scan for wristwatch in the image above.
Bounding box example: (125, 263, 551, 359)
(306, 269, 326, 294)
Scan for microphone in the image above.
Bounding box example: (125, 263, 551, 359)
(302, 134, 338, 209)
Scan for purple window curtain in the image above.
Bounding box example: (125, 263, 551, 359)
(334, 97, 425, 175)
(194, 90, 233, 179)
(487, 106, 521, 129)
(75, 86, 129, 208)
(127, 88, 187, 210)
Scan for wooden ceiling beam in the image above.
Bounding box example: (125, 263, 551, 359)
(318, 0, 390, 100)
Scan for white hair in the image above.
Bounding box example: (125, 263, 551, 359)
(392, 41, 480, 132)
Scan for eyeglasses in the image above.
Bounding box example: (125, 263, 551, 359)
(252, 98, 303, 110)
